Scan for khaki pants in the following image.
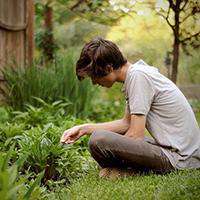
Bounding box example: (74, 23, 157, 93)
(88, 130, 175, 174)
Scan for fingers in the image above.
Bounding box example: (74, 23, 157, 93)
(60, 126, 80, 144)
(60, 126, 87, 144)
(60, 130, 73, 143)
(78, 129, 87, 137)
(64, 139, 75, 144)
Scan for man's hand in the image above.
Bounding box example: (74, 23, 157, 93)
(60, 125, 89, 144)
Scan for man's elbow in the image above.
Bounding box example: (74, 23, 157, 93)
(121, 118, 130, 130)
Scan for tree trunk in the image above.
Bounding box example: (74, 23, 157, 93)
(171, 2, 180, 84)
(171, 39, 179, 83)
(43, 3, 54, 64)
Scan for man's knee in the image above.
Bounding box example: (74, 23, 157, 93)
(88, 130, 108, 150)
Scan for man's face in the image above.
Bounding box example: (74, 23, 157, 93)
(91, 72, 116, 88)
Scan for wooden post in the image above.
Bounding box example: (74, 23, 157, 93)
(0, 0, 34, 74)
(26, 0, 35, 66)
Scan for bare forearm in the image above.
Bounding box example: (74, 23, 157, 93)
(81, 119, 130, 135)
(124, 115, 146, 140)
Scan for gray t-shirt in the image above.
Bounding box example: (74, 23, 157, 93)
(122, 59, 200, 169)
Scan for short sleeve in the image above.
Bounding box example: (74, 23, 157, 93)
(126, 71, 155, 115)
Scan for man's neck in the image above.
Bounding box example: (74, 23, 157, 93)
(116, 61, 132, 83)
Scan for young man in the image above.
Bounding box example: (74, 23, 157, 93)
(60, 37, 200, 179)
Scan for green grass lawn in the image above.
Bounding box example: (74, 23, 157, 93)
(50, 168, 200, 200)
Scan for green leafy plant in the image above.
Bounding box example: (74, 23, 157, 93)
(9, 97, 93, 128)
(16, 122, 92, 186)
(0, 122, 26, 153)
(0, 146, 45, 200)
(0, 107, 10, 123)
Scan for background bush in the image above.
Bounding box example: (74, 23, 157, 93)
(0, 52, 98, 118)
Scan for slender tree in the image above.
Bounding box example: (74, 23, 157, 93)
(156, 0, 200, 83)
(35, 0, 57, 64)
(43, 1, 54, 63)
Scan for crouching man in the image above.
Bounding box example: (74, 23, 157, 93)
(60, 37, 200, 179)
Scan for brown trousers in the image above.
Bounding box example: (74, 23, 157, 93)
(88, 130, 175, 174)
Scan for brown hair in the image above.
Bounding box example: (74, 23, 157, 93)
(76, 37, 127, 81)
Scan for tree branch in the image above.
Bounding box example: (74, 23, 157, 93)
(181, 12, 192, 23)
(157, 7, 175, 31)
(70, 0, 85, 11)
(168, 0, 175, 10)
(180, 0, 189, 11)
(180, 31, 200, 43)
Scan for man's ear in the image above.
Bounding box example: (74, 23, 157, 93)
(104, 65, 113, 74)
